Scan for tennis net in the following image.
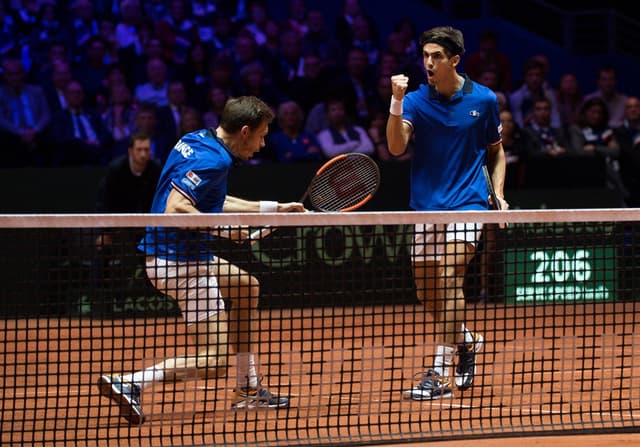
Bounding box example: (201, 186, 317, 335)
(1, 209, 639, 446)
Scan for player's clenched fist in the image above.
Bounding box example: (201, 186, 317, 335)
(390, 74, 409, 100)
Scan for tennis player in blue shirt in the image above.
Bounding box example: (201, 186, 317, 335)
(386, 26, 508, 400)
(98, 96, 305, 424)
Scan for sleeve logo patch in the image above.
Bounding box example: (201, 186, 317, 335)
(185, 170, 202, 186)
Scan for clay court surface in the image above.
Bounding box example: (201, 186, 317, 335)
(2, 301, 639, 446)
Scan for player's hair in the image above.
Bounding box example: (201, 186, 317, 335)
(419, 26, 465, 58)
(219, 96, 274, 133)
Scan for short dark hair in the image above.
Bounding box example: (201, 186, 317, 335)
(419, 26, 465, 57)
(219, 96, 274, 133)
(128, 132, 151, 148)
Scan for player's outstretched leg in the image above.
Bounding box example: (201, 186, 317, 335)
(97, 375, 145, 424)
(403, 369, 453, 400)
(455, 329, 484, 391)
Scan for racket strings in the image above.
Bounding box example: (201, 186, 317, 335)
(309, 156, 379, 211)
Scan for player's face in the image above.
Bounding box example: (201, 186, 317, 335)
(237, 121, 269, 160)
(422, 43, 458, 86)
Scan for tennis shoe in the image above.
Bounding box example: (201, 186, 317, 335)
(232, 385, 289, 409)
(403, 369, 453, 400)
(455, 332, 484, 390)
(98, 375, 145, 425)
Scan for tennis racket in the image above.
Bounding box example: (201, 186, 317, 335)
(482, 165, 501, 210)
(249, 153, 381, 240)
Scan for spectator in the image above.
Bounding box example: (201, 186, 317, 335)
(569, 97, 624, 205)
(98, 18, 119, 65)
(230, 33, 262, 81)
(510, 57, 560, 128)
(555, 72, 583, 129)
(0, 57, 51, 167)
(205, 53, 234, 97)
(49, 80, 112, 166)
(101, 82, 136, 159)
(614, 96, 640, 207)
(207, 12, 237, 55)
(584, 65, 627, 128)
(0, 2, 17, 59)
(156, 0, 198, 65)
(31, 39, 69, 86)
(43, 60, 73, 114)
(240, 0, 271, 47)
(464, 30, 512, 93)
(316, 96, 374, 158)
(523, 96, 572, 159)
(350, 14, 380, 66)
(499, 109, 534, 189)
(335, 0, 379, 49)
(156, 80, 189, 147)
(286, 52, 328, 115)
(66, 0, 100, 64)
(333, 47, 376, 126)
(475, 66, 508, 113)
(392, 17, 418, 68)
(128, 102, 174, 163)
(96, 132, 161, 214)
(273, 30, 305, 90)
(30, 2, 67, 63)
(202, 85, 229, 129)
(178, 42, 210, 110)
(114, 0, 145, 60)
(191, 0, 219, 44)
(178, 106, 203, 136)
(134, 57, 169, 107)
(285, 0, 309, 38)
(267, 100, 323, 163)
(301, 9, 341, 71)
(73, 36, 110, 108)
(235, 62, 283, 110)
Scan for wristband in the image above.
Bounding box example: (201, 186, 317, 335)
(259, 200, 278, 212)
(389, 96, 403, 116)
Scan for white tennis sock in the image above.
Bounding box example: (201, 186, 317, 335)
(122, 366, 164, 389)
(236, 353, 259, 388)
(433, 345, 454, 378)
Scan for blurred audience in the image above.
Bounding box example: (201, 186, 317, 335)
(569, 97, 625, 205)
(0, 0, 633, 205)
(48, 79, 112, 166)
(510, 57, 560, 128)
(0, 57, 51, 167)
(555, 72, 583, 130)
(615, 96, 640, 206)
(464, 30, 512, 93)
(316, 96, 373, 159)
(584, 65, 628, 128)
(523, 96, 572, 159)
(267, 100, 323, 163)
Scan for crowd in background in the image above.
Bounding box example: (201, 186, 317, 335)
(0, 0, 639, 206)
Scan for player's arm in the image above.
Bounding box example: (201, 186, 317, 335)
(223, 195, 305, 213)
(386, 74, 412, 156)
(486, 141, 508, 210)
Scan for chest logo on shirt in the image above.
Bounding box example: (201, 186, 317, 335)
(185, 170, 202, 187)
(469, 110, 480, 117)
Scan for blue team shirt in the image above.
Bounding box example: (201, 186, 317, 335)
(403, 75, 502, 210)
(138, 128, 233, 261)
